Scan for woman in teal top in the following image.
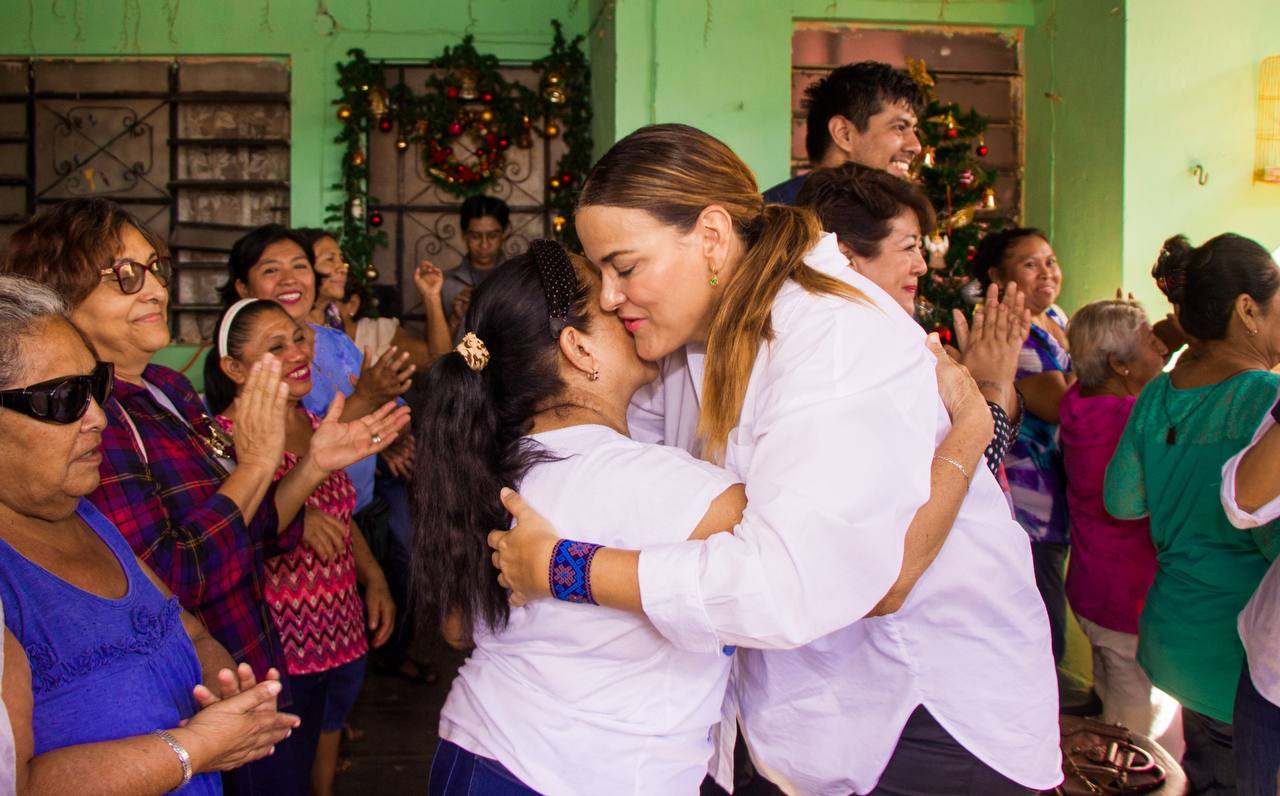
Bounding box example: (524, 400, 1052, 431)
(1104, 232, 1280, 794)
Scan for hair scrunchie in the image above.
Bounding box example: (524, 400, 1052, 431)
(455, 331, 490, 371)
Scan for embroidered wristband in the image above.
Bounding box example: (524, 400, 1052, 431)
(549, 538, 602, 604)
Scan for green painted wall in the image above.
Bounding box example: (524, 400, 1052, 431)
(2, 0, 590, 387)
(1, 0, 590, 226)
(599, 0, 1037, 192)
(1023, 0, 1126, 314)
(1122, 0, 1280, 314)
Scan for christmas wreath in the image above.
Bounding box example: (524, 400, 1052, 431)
(325, 21, 591, 283)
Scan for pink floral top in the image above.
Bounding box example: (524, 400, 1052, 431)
(216, 409, 368, 675)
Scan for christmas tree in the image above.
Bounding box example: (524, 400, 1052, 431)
(906, 58, 1004, 341)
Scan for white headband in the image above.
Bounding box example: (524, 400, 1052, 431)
(217, 298, 260, 358)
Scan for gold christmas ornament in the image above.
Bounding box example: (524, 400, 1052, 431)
(359, 83, 370, 92)
(337, 104, 353, 121)
(545, 123, 560, 137)
(981, 187, 997, 210)
(395, 137, 409, 151)
(543, 71, 567, 104)
(365, 265, 379, 281)
(480, 110, 494, 123)
(921, 147, 936, 169)
(947, 207, 976, 230)
(553, 215, 566, 232)
(458, 69, 479, 100)
(368, 85, 389, 118)
(350, 150, 366, 167)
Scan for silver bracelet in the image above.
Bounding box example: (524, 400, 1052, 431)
(933, 454, 972, 483)
(153, 729, 193, 788)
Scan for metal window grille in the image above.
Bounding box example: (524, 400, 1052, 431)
(0, 57, 291, 342)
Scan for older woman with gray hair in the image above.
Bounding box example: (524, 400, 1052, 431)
(0, 274, 302, 795)
(1058, 299, 1180, 754)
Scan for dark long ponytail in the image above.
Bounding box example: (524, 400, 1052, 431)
(410, 243, 593, 636)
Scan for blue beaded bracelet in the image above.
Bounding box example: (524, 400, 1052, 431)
(549, 538, 602, 604)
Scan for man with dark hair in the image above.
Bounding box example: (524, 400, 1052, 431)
(763, 60, 925, 205)
(441, 194, 511, 338)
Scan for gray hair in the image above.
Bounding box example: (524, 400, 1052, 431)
(0, 275, 69, 388)
(1067, 299, 1151, 389)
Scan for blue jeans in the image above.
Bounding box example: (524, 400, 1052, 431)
(1236, 661, 1280, 796)
(429, 740, 541, 795)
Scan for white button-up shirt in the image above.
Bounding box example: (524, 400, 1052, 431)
(1220, 394, 1280, 709)
(630, 234, 1061, 795)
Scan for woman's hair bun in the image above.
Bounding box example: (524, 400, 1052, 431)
(1152, 234, 1192, 305)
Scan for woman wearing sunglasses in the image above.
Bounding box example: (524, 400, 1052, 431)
(2, 198, 400, 795)
(0, 274, 302, 795)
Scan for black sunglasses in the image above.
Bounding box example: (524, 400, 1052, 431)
(0, 362, 114, 424)
(99, 257, 173, 295)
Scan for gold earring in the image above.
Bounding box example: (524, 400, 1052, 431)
(708, 259, 719, 287)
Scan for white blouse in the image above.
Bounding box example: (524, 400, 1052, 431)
(439, 424, 737, 795)
(629, 234, 1061, 794)
(1220, 396, 1280, 709)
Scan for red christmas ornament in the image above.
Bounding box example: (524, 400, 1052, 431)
(480, 91, 494, 103)
(945, 126, 959, 139)
(497, 137, 510, 149)
(430, 147, 450, 165)
(445, 85, 459, 99)
(484, 133, 498, 147)
(378, 117, 393, 133)
(932, 325, 954, 345)
(475, 147, 488, 157)
(369, 210, 384, 227)
(976, 144, 989, 157)
(560, 173, 573, 185)
(447, 121, 463, 137)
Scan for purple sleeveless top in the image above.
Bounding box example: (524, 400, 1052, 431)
(0, 499, 219, 794)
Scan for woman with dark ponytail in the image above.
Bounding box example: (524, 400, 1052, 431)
(1106, 233, 1280, 792)
(413, 240, 746, 795)
(488, 124, 1060, 794)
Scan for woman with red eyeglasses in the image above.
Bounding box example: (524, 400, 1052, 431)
(1, 198, 405, 796)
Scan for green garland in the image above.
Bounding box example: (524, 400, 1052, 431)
(325, 21, 592, 285)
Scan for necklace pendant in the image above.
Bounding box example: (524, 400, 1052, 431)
(1166, 426, 1177, 445)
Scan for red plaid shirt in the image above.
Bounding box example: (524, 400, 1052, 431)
(88, 365, 304, 680)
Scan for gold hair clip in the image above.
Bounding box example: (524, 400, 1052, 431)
(456, 332, 490, 371)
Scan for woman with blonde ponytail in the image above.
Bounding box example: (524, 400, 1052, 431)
(488, 124, 1059, 794)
